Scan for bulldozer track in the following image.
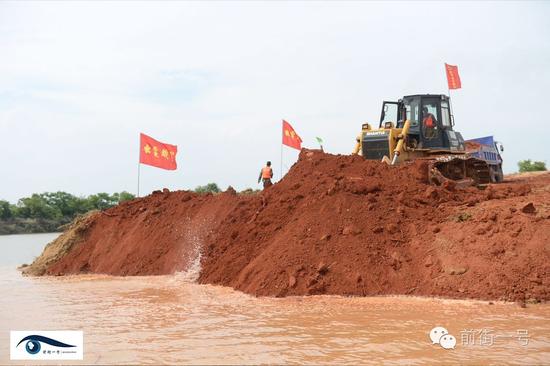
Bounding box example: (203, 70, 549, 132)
(429, 155, 492, 186)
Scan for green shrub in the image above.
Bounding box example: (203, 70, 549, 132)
(194, 183, 221, 194)
(518, 160, 547, 172)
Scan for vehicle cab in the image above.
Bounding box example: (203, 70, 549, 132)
(380, 94, 465, 151)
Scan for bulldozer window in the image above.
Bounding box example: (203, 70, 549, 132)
(422, 101, 440, 140)
(441, 100, 451, 127)
(380, 102, 398, 127)
(423, 102, 439, 120)
(405, 100, 420, 127)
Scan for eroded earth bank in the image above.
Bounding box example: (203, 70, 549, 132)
(23, 150, 550, 303)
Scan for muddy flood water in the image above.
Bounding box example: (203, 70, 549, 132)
(1, 233, 549, 365)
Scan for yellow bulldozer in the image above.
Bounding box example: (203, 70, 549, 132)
(353, 94, 504, 185)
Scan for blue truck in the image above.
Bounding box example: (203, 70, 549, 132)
(465, 136, 504, 182)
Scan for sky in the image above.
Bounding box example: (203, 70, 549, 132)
(1, 1, 549, 202)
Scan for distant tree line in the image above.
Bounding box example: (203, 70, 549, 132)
(518, 160, 547, 173)
(0, 191, 135, 234)
(0, 191, 135, 221)
(1, 184, 264, 235)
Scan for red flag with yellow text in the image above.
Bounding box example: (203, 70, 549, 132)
(445, 63, 462, 90)
(282, 120, 302, 150)
(139, 133, 178, 170)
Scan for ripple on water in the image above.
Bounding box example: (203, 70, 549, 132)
(0, 233, 549, 365)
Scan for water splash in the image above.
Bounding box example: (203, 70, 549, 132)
(175, 217, 206, 283)
(176, 251, 201, 283)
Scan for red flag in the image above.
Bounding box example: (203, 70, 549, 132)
(445, 63, 462, 89)
(139, 133, 178, 170)
(282, 120, 302, 150)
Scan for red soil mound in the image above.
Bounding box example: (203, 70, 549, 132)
(36, 150, 550, 302)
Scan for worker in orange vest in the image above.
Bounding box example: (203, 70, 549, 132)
(258, 161, 273, 189)
(422, 106, 437, 139)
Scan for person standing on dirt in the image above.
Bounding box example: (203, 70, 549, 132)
(258, 161, 273, 189)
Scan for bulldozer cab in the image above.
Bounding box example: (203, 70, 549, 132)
(380, 94, 457, 150)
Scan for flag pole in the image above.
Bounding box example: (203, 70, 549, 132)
(137, 162, 141, 198)
(448, 87, 455, 126)
(137, 134, 141, 197)
(280, 142, 283, 180)
(280, 120, 283, 180)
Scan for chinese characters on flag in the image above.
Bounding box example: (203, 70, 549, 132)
(282, 120, 302, 150)
(139, 133, 178, 170)
(445, 63, 462, 90)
